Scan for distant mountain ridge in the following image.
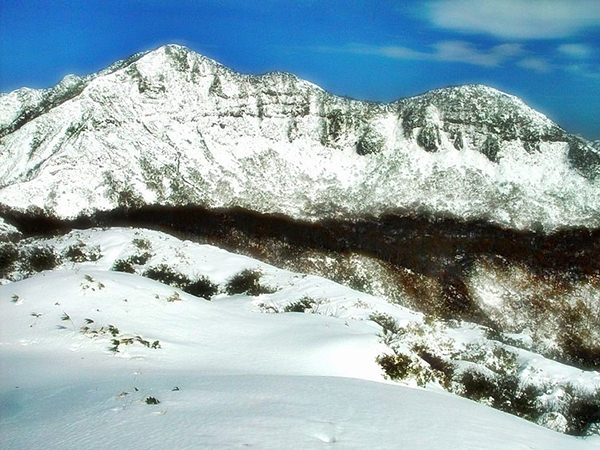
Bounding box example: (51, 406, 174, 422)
(0, 44, 598, 230)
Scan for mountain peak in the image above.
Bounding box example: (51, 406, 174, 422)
(0, 46, 598, 230)
(397, 81, 563, 157)
(137, 43, 223, 71)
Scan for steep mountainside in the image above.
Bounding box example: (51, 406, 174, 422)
(0, 44, 598, 230)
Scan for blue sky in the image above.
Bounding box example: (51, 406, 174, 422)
(1, 0, 599, 139)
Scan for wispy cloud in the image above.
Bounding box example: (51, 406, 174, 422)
(346, 44, 424, 60)
(433, 41, 523, 67)
(426, 0, 600, 39)
(318, 41, 600, 77)
(565, 63, 600, 79)
(321, 41, 523, 68)
(557, 43, 594, 59)
(517, 57, 552, 73)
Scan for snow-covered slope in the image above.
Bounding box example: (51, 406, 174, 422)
(2, 227, 599, 446)
(0, 228, 597, 449)
(0, 44, 598, 230)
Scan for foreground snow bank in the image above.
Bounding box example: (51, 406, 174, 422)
(0, 268, 592, 449)
(1, 227, 598, 447)
(2, 372, 593, 450)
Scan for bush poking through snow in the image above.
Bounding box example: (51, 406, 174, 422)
(80, 322, 161, 354)
(376, 353, 413, 380)
(563, 385, 600, 436)
(225, 269, 275, 296)
(183, 276, 219, 300)
(458, 368, 544, 422)
(370, 312, 403, 336)
(460, 369, 495, 399)
(0, 242, 18, 276)
(413, 345, 455, 387)
(225, 269, 260, 295)
(21, 246, 60, 273)
(128, 252, 152, 265)
(495, 379, 542, 421)
(145, 396, 160, 405)
(376, 350, 436, 387)
(112, 252, 153, 274)
(144, 264, 190, 289)
(63, 242, 102, 262)
(112, 259, 136, 273)
(284, 296, 316, 312)
(109, 339, 121, 353)
(141, 265, 219, 299)
(63, 243, 87, 262)
(167, 292, 182, 302)
(132, 238, 152, 250)
(81, 274, 105, 291)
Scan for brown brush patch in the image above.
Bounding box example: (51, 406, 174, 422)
(2, 204, 598, 352)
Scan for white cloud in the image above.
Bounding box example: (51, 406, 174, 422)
(433, 41, 523, 66)
(327, 41, 523, 67)
(565, 63, 600, 79)
(427, 0, 600, 39)
(557, 43, 594, 58)
(317, 40, 599, 77)
(348, 44, 425, 60)
(517, 57, 552, 72)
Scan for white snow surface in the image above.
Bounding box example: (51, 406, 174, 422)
(1, 227, 598, 449)
(0, 44, 598, 230)
(0, 217, 20, 239)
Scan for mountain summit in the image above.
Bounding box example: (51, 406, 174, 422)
(0, 44, 598, 230)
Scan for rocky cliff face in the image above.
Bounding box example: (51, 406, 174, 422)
(0, 44, 598, 230)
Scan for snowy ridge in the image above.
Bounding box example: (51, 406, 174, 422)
(1, 227, 599, 448)
(0, 49, 148, 134)
(0, 44, 598, 230)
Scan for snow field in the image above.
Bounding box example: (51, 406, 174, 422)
(1, 227, 599, 448)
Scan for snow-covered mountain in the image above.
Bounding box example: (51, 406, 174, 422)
(0, 44, 598, 230)
(1, 45, 599, 446)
